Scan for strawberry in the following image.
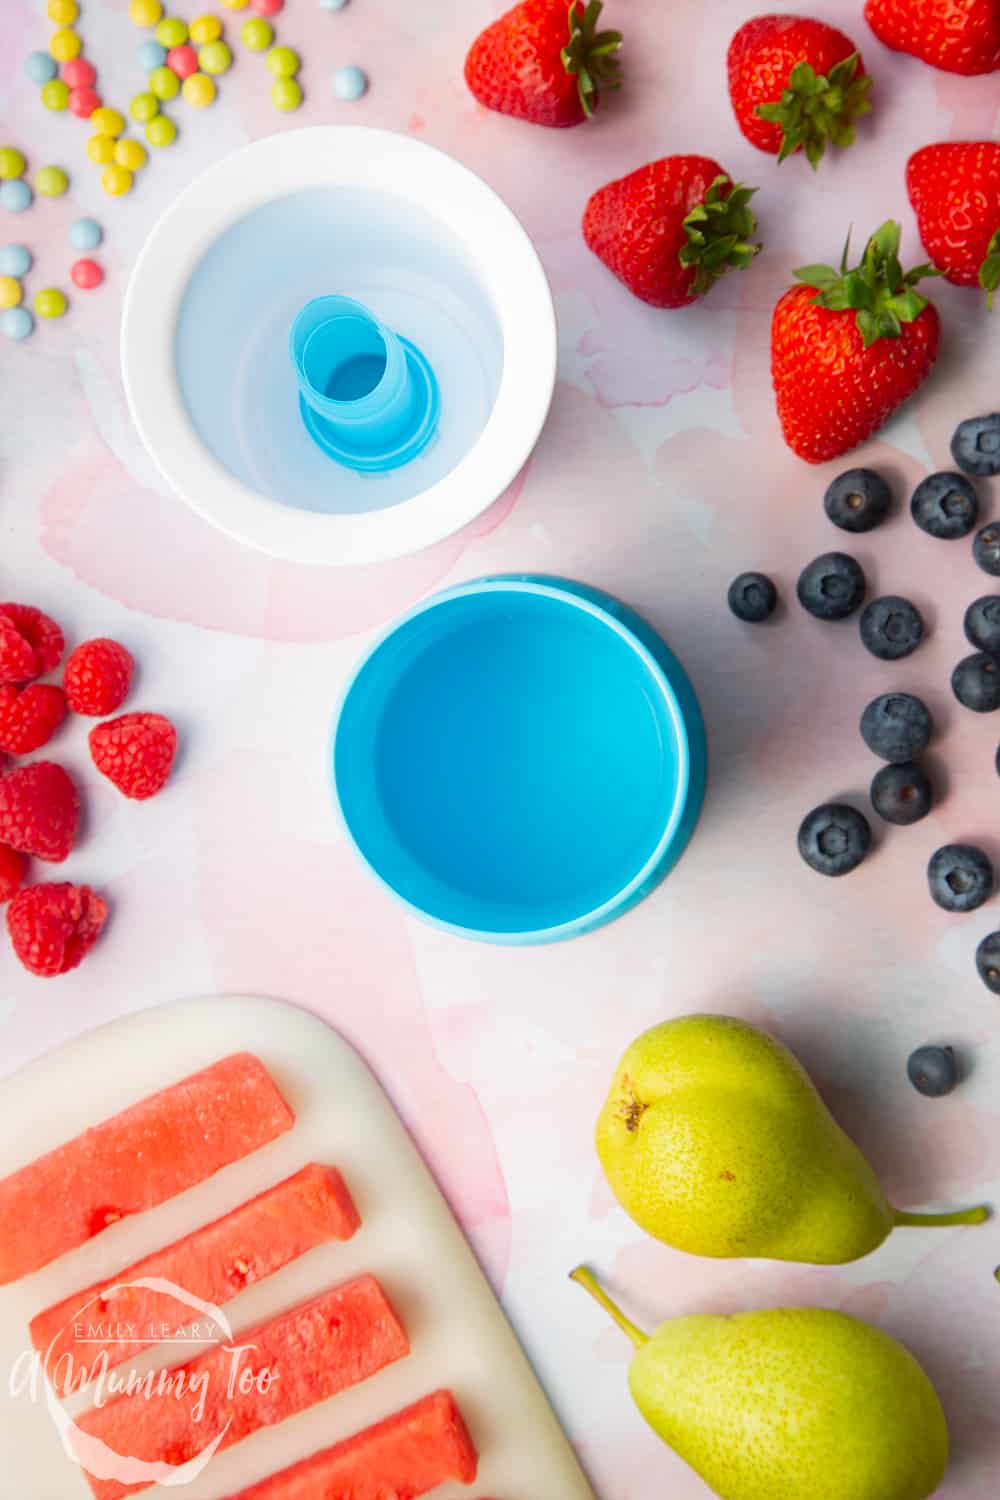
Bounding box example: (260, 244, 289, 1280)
(0, 684, 67, 756)
(907, 142, 1000, 304)
(583, 158, 760, 308)
(728, 14, 871, 168)
(771, 221, 940, 463)
(7, 882, 108, 977)
(0, 761, 80, 862)
(465, 0, 622, 127)
(865, 0, 1000, 75)
(90, 712, 177, 800)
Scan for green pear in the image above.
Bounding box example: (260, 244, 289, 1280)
(596, 1014, 987, 1263)
(571, 1266, 949, 1500)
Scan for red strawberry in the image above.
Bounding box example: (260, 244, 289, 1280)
(64, 637, 135, 717)
(0, 761, 80, 862)
(907, 142, 1000, 303)
(0, 685, 67, 756)
(7, 883, 108, 977)
(0, 604, 64, 683)
(728, 14, 870, 168)
(771, 220, 940, 463)
(865, 0, 1000, 74)
(465, 0, 622, 127)
(90, 712, 177, 800)
(0, 844, 25, 904)
(583, 158, 760, 308)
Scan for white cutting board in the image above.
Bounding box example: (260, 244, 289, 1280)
(0, 995, 598, 1500)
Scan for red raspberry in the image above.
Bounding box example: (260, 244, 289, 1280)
(0, 844, 25, 903)
(0, 605, 64, 681)
(89, 713, 177, 800)
(0, 615, 38, 684)
(0, 684, 68, 755)
(7, 883, 108, 977)
(0, 762, 80, 862)
(64, 638, 134, 717)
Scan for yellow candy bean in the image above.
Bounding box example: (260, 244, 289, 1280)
(91, 106, 126, 137)
(114, 138, 148, 171)
(271, 76, 302, 112)
(47, 0, 78, 23)
(0, 147, 27, 178)
(128, 0, 163, 25)
(182, 72, 216, 107)
(87, 133, 116, 165)
(145, 114, 178, 147)
(0, 277, 22, 311)
(35, 287, 68, 318)
(101, 164, 134, 196)
(190, 14, 222, 43)
(48, 26, 81, 62)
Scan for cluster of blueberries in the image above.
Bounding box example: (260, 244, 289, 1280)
(728, 414, 1000, 1094)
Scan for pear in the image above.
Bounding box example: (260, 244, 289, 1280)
(571, 1266, 949, 1500)
(596, 1014, 987, 1263)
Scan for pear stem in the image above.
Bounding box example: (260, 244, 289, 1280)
(569, 1265, 649, 1348)
(893, 1205, 990, 1228)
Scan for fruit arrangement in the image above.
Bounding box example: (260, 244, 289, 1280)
(466, 2, 1000, 462)
(578, 1014, 985, 1497)
(0, 601, 178, 977)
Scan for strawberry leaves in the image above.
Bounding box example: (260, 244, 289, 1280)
(680, 176, 761, 296)
(795, 220, 939, 347)
(979, 228, 1000, 308)
(561, 0, 623, 119)
(756, 51, 871, 169)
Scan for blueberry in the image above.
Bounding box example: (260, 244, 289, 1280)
(952, 653, 1000, 712)
(798, 803, 871, 876)
(859, 596, 924, 660)
(907, 1045, 958, 1097)
(952, 413, 1000, 477)
(976, 931, 1000, 993)
(797, 553, 866, 621)
(973, 523, 1000, 576)
(823, 469, 892, 533)
(870, 762, 932, 825)
(928, 844, 994, 913)
(728, 571, 777, 623)
(910, 472, 979, 539)
(860, 693, 932, 762)
(964, 595, 1000, 654)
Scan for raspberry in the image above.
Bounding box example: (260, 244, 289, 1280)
(0, 684, 68, 755)
(89, 712, 177, 800)
(0, 844, 25, 903)
(64, 638, 134, 717)
(0, 615, 38, 684)
(7, 883, 108, 977)
(0, 605, 64, 681)
(0, 762, 80, 862)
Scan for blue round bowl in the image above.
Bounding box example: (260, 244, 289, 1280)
(332, 576, 707, 943)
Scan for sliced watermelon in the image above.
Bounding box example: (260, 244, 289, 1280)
(0, 1053, 294, 1285)
(30, 1163, 359, 1381)
(76, 1275, 409, 1500)
(221, 1389, 478, 1499)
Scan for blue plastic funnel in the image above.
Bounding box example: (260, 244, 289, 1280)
(289, 295, 439, 472)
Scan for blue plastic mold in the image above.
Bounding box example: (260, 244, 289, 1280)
(290, 295, 439, 472)
(332, 575, 708, 944)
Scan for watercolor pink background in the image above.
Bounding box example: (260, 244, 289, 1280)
(3, 2, 1000, 1496)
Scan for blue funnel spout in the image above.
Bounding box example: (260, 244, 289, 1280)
(290, 295, 439, 473)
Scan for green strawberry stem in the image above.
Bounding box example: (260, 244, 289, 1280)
(561, 0, 623, 119)
(757, 51, 871, 169)
(979, 228, 1000, 309)
(894, 1206, 989, 1228)
(795, 219, 939, 348)
(570, 1265, 649, 1348)
(680, 176, 761, 296)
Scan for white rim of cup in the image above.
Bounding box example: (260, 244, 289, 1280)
(120, 126, 558, 567)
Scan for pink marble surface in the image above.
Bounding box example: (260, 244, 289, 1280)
(3, 2, 1000, 1496)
